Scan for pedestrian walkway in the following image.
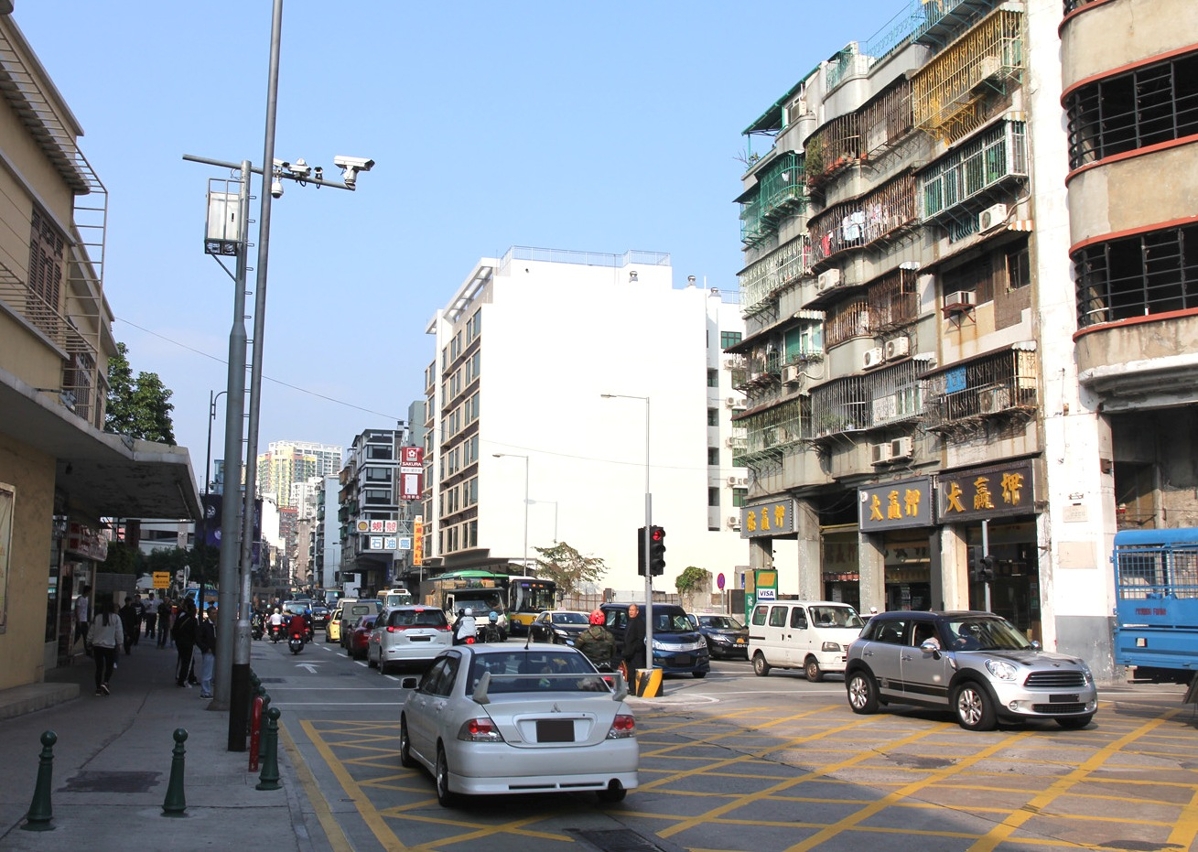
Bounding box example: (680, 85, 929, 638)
(0, 641, 331, 851)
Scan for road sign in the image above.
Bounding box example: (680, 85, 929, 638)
(717, 572, 726, 590)
(153, 572, 171, 589)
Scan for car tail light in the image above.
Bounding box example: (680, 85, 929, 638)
(458, 718, 504, 742)
(386, 625, 409, 633)
(606, 714, 636, 740)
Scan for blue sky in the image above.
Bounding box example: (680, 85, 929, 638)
(16, 1, 904, 484)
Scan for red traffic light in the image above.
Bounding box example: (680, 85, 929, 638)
(651, 527, 665, 543)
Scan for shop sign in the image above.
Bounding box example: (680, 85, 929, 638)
(66, 521, 108, 561)
(938, 460, 1035, 521)
(858, 476, 933, 532)
(741, 500, 797, 538)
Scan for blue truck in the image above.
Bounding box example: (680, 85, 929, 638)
(1113, 529, 1198, 684)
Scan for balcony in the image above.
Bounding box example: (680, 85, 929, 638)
(808, 173, 918, 267)
(739, 153, 807, 248)
(1076, 312, 1198, 412)
(922, 345, 1038, 432)
(921, 119, 1027, 221)
(738, 236, 811, 317)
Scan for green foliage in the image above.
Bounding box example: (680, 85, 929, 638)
(675, 566, 711, 596)
(105, 342, 177, 444)
(531, 541, 608, 596)
(100, 540, 142, 575)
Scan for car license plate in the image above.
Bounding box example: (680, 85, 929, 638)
(536, 719, 574, 743)
(1050, 694, 1079, 703)
(673, 655, 692, 666)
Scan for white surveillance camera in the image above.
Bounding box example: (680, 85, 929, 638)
(287, 157, 312, 179)
(332, 155, 374, 187)
(270, 178, 284, 199)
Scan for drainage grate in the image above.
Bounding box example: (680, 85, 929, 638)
(59, 771, 160, 793)
(572, 829, 672, 852)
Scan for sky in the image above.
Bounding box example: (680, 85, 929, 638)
(15, 0, 906, 488)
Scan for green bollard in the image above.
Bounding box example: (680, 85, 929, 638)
(21, 730, 57, 831)
(256, 707, 282, 791)
(161, 728, 188, 817)
(258, 691, 271, 761)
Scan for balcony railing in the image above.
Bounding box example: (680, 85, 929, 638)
(923, 347, 1038, 430)
(808, 173, 918, 266)
(921, 119, 1027, 219)
(738, 236, 811, 315)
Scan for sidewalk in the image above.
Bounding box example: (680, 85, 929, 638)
(0, 637, 330, 851)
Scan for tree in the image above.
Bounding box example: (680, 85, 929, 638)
(105, 342, 177, 444)
(675, 566, 712, 611)
(532, 541, 608, 597)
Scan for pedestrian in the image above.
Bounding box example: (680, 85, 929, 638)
(131, 594, 144, 645)
(143, 594, 158, 639)
(172, 600, 199, 687)
(119, 596, 139, 655)
(157, 597, 172, 649)
(621, 604, 647, 691)
(575, 609, 616, 669)
(197, 607, 216, 698)
(73, 583, 91, 656)
(87, 598, 123, 696)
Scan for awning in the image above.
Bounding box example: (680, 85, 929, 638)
(0, 366, 200, 521)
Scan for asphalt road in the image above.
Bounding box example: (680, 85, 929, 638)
(256, 637, 1198, 852)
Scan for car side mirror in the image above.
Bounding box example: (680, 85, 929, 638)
(1030, 639, 1041, 651)
(920, 639, 941, 659)
(400, 676, 419, 689)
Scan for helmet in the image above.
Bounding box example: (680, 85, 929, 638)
(464, 607, 473, 617)
(590, 609, 605, 625)
(489, 611, 498, 622)
(275, 608, 281, 614)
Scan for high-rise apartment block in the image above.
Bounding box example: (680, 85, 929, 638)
(256, 441, 342, 509)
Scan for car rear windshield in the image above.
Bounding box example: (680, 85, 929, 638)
(469, 650, 608, 694)
(386, 608, 447, 628)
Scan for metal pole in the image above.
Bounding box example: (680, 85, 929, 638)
(522, 457, 529, 572)
(231, 0, 283, 752)
(643, 398, 653, 659)
(981, 519, 991, 613)
(213, 162, 251, 712)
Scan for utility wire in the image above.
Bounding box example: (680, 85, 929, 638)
(115, 316, 403, 421)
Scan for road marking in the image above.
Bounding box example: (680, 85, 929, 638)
(296, 662, 320, 674)
(279, 721, 354, 852)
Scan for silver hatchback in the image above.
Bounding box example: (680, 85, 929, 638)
(368, 606, 452, 674)
(845, 610, 1098, 731)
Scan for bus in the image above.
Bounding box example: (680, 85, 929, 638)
(505, 575, 558, 636)
(379, 587, 414, 608)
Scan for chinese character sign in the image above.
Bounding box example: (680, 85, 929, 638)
(741, 500, 797, 538)
(858, 477, 933, 531)
(938, 460, 1035, 520)
(400, 447, 424, 501)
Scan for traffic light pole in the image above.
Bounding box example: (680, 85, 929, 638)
(981, 520, 992, 613)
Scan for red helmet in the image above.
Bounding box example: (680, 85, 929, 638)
(590, 609, 605, 625)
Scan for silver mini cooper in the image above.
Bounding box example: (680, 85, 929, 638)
(845, 610, 1097, 731)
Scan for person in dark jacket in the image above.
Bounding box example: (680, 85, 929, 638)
(197, 607, 217, 698)
(119, 596, 139, 655)
(172, 600, 199, 687)
(621, 604, 647, 689)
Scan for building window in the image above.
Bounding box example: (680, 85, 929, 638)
(366, 445, 393, 460)
(732, 488, 747, 508)
(708, 487, 720, 507)
(1075, 222, 1198, 327)
(364, 467, 391, 482)
(707, 408, 719, 426)
(721, 331, 742, 349)
(707, 369, 719, 388)
(1066, 51, 1198, 170)
(707, 447, 720, 466)
(28, 210, 64, 338)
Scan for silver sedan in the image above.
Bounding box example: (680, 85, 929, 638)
(399, 644, 638, 806)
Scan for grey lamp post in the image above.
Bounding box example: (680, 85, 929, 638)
(601, 394, 653, 663)
(493, 454, 529, 571)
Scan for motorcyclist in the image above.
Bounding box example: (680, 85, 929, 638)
(288, 610, 308, 640)
(268, 607, 284, 638)
(454, 607, 478, 645)
(574, 609, 615, 669)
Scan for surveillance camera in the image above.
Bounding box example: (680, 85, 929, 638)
(270, 178, 284, 199)
(287, 157, 311, 179)
(333, 155, 374, 187)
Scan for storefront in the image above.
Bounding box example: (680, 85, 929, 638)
(938, 459, 1041, 641)
(858, 476, 936, 611)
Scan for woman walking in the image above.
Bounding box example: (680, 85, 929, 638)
(87, 598, 123, 696)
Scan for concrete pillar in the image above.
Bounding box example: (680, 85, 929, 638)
(795, 499, 822, 600)
(940, 525, 970, 610)
(857, 532, 885, 612)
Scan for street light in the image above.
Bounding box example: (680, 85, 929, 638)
(600, 393, 654, 668)
(493, 454, 529, 571)
(184, 0, 373, 751)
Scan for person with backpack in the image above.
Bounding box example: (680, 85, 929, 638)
(172, 600, 199, 687)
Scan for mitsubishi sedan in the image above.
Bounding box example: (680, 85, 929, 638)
(399, 645, 638, 806)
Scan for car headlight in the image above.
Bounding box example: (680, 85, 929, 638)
(821, 641, 842, 653)
(1080, 662, 1094, 685)
(985, 658, 1018, 681)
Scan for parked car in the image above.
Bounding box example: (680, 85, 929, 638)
(326, 602, 345, 644)
(689, 613, 749, 660)
(600, 602, 709, 678)
(337, 599, 382, 649)
(845, 610, 1098, 731)
(347, 614, 378, 660)
(527, 610, 590, 645)
(399, 644, 638, 806)
(748, 600, 865, 682)
(368, 605, 453, 674)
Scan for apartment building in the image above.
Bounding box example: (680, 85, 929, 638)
(256, 440, 342, 510)
(727, 0, 1164, 676)
(338, 428, 409, 595)
(0, 14, 198, 687)
(417, 247, 751, 594)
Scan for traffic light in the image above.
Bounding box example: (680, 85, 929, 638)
(649, 525, 666, 576)
(980, 555, 995, 582)
(970, 553, 996, 583)
(637, 526, 648, 576)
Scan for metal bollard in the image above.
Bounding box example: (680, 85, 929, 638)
(258, 692, 271, 761)
(161, 728, 188, 817)
(255, 707, 282, 791)
(21, 730, 57, 831)
(248, 693, 264, 772)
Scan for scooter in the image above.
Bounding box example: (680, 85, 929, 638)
(288, 634, 304, 654)
(453, 615, 478, 646)
(269, 622, 283, 643)
(251, 612, 264, 641)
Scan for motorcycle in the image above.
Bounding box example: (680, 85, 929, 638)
(269, 622, 284, 643)
(453, 614, 478, 646)
(288, 634, 304, 654)
(478, 621, 505, 644)
(251, 612, 265, 641)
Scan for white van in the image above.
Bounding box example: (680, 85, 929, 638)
(747, 600, 866, 682)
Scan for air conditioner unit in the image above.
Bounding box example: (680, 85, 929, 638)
(979, 387, 1011, 414)
(977, 55, 1002, 81)
(884, 337, 910, 361)
(727, 515, 742, 530)
(782, 364, 802, 384)
(944, 290, 976, 310)
(890, 436, 913, 459)
(872, 394, 897, 423)
(725, 438, 738, 449)
(817, 269, 841, 291)
(862, 347, 884, 370)
(725, 397, 738, 408)
(978, 203, 1008, 233)
(870, 442, 893, 465)
(727, 476, 740, 486)
(736, 477, 749, 487)
(723, 358, 739, 370)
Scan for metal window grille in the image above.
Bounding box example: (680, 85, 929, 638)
(1075, 223, 1198, 327)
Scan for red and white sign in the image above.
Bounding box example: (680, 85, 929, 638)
(370, 520, 384, 533)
